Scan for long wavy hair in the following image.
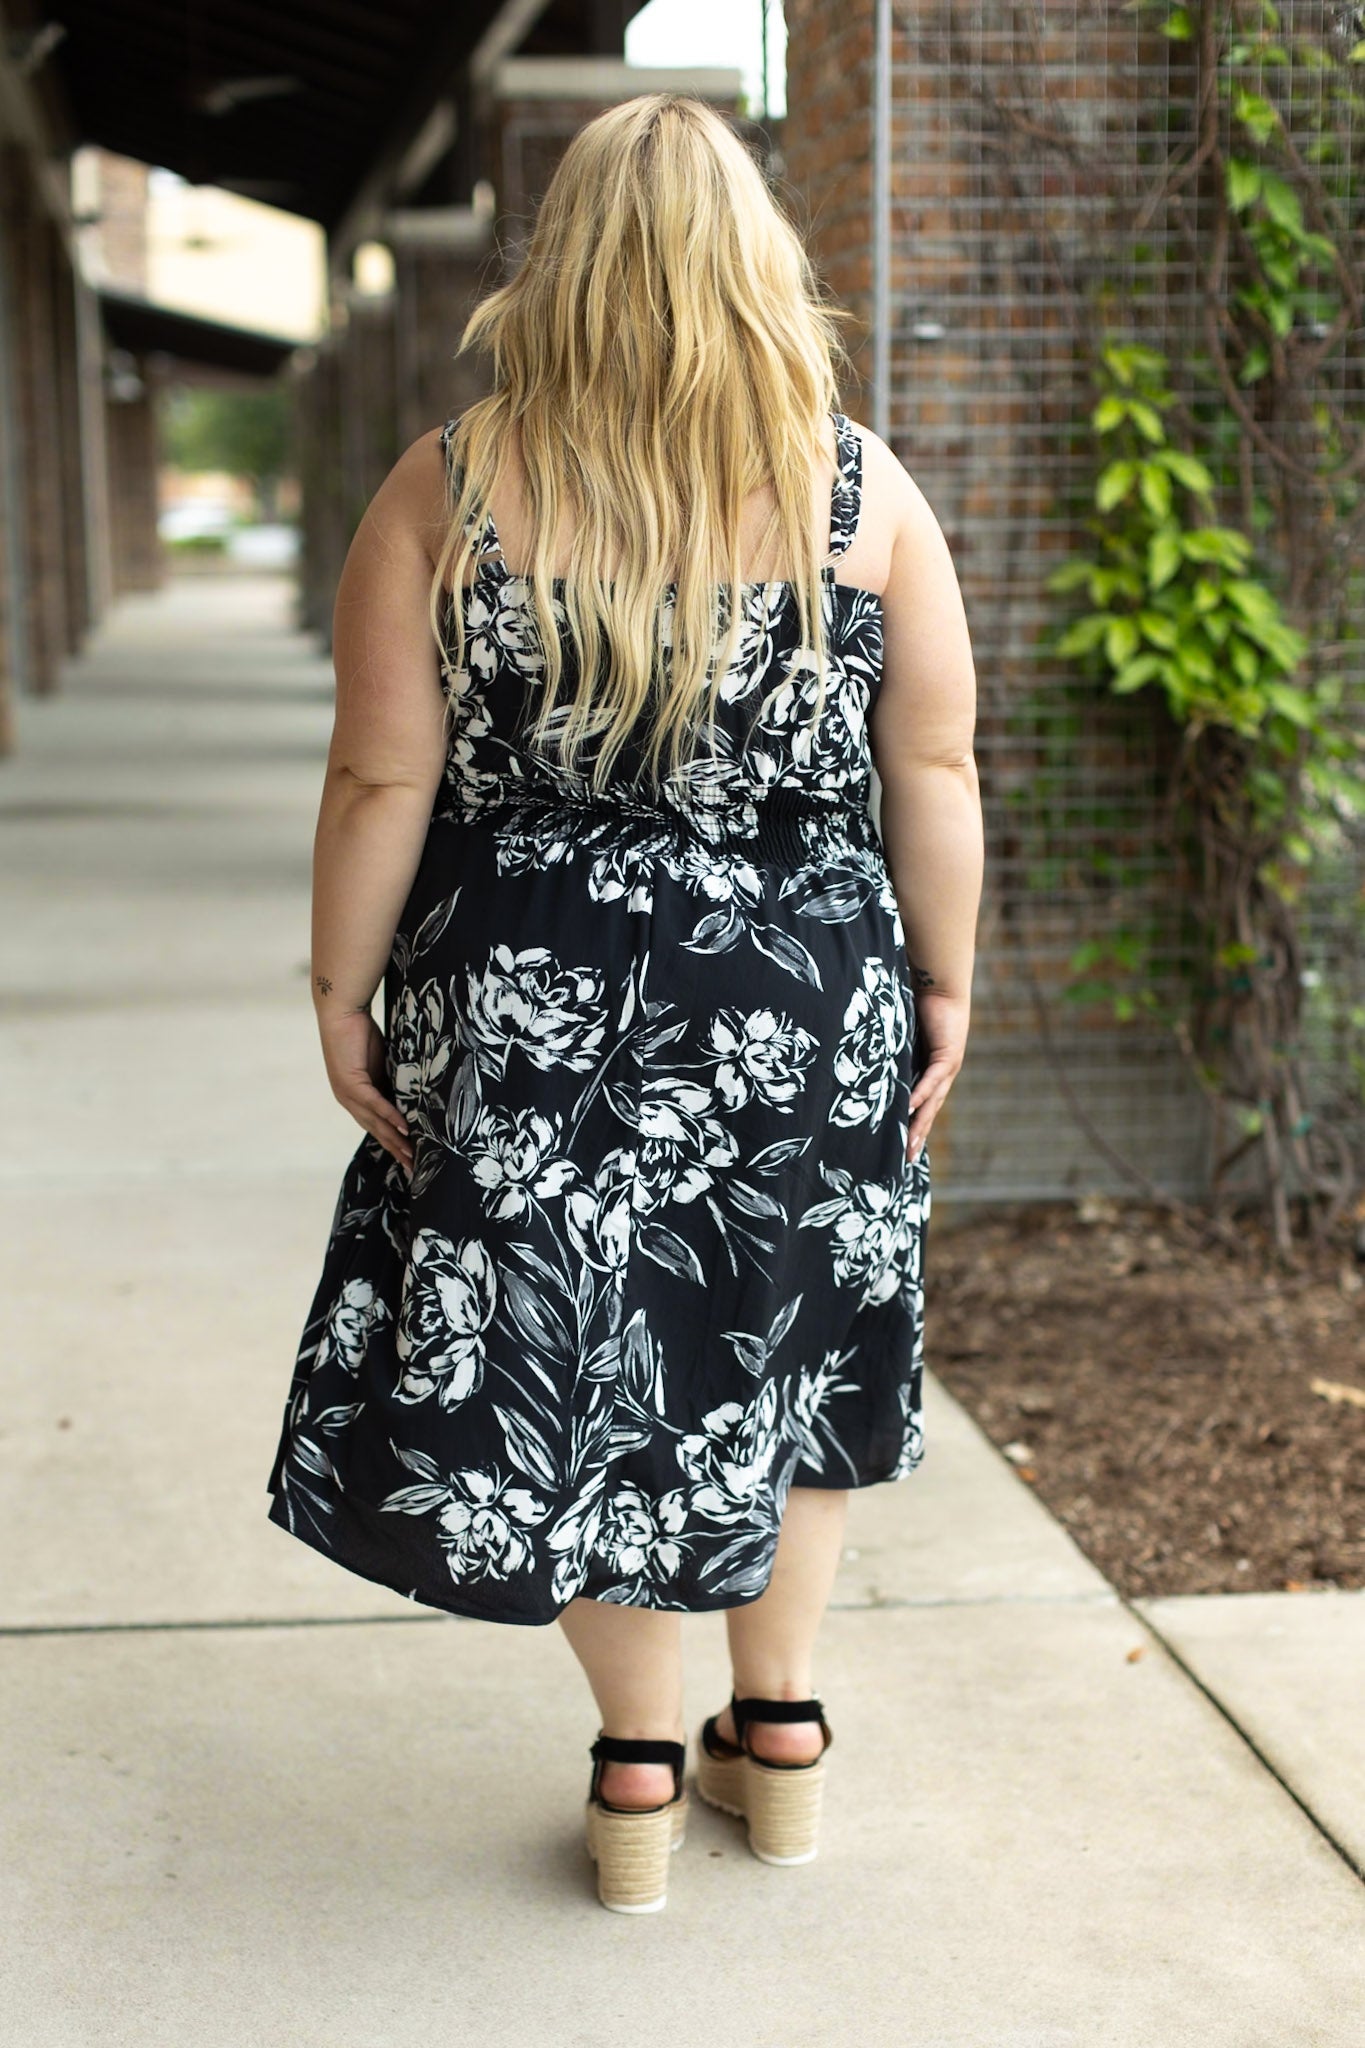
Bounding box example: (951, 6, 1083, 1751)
(428, 92, 859, 795)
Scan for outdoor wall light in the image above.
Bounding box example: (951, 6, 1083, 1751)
(352, 241, 396, 297)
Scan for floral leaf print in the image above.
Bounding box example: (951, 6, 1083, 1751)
(777, 863, 879, 923)
(395, 1229, 496, 1407)
(696, 1530, 775, 1599)
(411, 889, 462, 959)
(393, 1443, 443, 1482)
(724, 1180, 783, 1221)
(704, 1008, 817, 1111)
(748, 1136, 813, 1176)
(637, 1219, 707, 1285)
(496, 1266, 573, 1364)
(620, 1308, 669, 1417)
(292, 1434, 338, 1484)
(681, 902, 745, 955)
(312, 1401, 363, 1434)
(440, 1043, 478, 1137)
(722, 1292, 803, 1378)
(493, 1402, 561, 1490)
(830, 958, 910, 1130)
(750, 921, 823, 989)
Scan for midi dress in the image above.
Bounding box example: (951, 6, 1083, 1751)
(265, 406, 932, 1626)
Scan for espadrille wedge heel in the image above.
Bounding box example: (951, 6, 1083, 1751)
(584, 1734, 688, 1913)
(695, 1694, 833, 1866)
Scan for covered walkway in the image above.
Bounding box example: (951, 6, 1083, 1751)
(3, 574, 1363, 2042)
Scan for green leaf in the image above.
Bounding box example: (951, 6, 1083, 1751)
(1096, 460, 1137, 511)
(1148, 530, 1182, 590)
(1233, 89, 1278, 143)
(1237, 344, 1271, 385)
(1263, 682, 1316, 727)
(1226, 157, 1262, 210)
(1105, 616, 1141, 666)
(1224, 578, 1277, 622)
(1139, 463, 1173, 517)
(1162, 6, 1193, 37)
(1128, 400, 1166, 443)
(1260, 174, 1304, 237)
(1267, 296, 1295, 340)
(1159, 449, 1214, 494)
(1111, 653, 1162, 694)
(1138, 609, 1179, 650)
(1056, 614, 1110, 658)
(1184, 529, 1252, 569)
(1230, 638, 1260, 685)
(1093, 395, 1129, 434)
(1044, 559, 1096, 594)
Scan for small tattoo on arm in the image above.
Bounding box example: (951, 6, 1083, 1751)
(315, 975, 334, 996)
(909, 963, 937, 992)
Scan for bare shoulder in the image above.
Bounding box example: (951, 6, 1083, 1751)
(348, 427, 450, 570)
(844, 417, 951, 560)
(849, 421, 976, 760)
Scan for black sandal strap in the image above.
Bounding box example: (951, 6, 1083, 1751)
(590, 1735, 685, 1767)
(589, 1732, 686, 1811)
(730, 1693, 833, 1756)
(731, 1694, 825, 1731)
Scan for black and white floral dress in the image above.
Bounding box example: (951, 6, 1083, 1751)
(266, 408, 932, 1625)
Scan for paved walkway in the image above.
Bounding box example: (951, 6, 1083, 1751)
(3, 575, 1363, 2047)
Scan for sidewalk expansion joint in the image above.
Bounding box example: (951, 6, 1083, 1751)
(0, 1588, 1120, 1639)
(1129, 1599, 1365, 1890)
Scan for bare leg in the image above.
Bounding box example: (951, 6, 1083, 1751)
(558, 1598, 685, 1810)
(717, 1484, 849, 1764)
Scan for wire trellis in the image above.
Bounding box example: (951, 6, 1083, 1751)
(875, 0, 1365, 1207)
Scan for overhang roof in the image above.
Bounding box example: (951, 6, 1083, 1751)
(98, 286, 300, 377)
(34, 0, 637, 234)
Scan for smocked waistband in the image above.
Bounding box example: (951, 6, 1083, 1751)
(430, 784, 880, 870)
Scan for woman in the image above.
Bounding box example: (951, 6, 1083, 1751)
(266, 92, 982, 1913)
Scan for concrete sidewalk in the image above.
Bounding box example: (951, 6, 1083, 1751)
(3, 576, 1363, 2047)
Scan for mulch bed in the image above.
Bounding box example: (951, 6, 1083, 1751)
(926, 1197, 1365, 1598)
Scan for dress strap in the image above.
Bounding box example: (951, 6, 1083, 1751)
(827, 408, 862, 560)
(438, 415, 504, 560)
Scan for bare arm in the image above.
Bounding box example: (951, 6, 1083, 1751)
(866, 443, 984, 1162)
(310, 427, 451, 1173)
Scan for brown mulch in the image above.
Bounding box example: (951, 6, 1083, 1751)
(926, 1197, 1365, 1599)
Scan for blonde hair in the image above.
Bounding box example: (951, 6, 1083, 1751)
(427, 92, 859, 795)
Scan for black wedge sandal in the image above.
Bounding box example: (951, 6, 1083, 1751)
(584, 1734, 688, 1913)
(695, 1694, 833, 1865)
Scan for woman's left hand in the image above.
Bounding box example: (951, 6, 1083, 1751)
(317, 1006, 415, 1177)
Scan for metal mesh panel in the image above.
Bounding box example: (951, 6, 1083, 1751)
(881, 0, 1365, 1205)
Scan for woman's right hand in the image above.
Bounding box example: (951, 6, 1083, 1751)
(317, 1005, 415, 1177)
(906, 989, 969, 1166)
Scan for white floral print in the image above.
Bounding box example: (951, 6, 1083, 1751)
(266, 408, 932, 1623)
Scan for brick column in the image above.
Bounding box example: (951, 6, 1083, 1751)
(781, 0, 875, 411)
